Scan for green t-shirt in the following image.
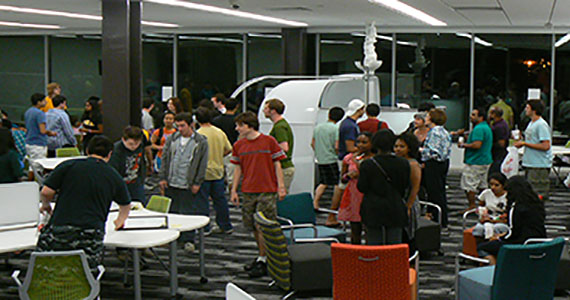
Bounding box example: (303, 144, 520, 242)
(270, 118, 294, 169)
(464, 121, 493, 165)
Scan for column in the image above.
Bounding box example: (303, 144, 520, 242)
(282, 28, 307, 75)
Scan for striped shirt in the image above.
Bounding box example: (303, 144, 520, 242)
(46, 108, 76, 150)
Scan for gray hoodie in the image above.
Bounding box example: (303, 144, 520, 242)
(158, 131, 208, 189)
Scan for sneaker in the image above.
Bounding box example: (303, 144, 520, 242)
(183, 242, 196, 253)
(203, 227, 213, 237)
(248, 261, 267, 278)
(211, 226, 234, 235)
(243, 258, 257, 271)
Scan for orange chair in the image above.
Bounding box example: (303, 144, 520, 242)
(462, 208, 480, 258)
(331, 243, 418, 300)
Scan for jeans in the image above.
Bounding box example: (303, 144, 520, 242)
(165, 187, 210, 243)
(127, 183, 146, 206)
(196, 179, 233, 231)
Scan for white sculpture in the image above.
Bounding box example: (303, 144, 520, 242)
(355, 21, 382, 73)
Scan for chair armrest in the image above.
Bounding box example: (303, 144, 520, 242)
(315, 208, 338, 215)
(461, 208, 478, 230)
(276, 216, 293, 226)
(96, 265, 105, 281)
(294, 237, 340, 244)
(458, 252, 490, 264)
(454, 251, 491, 300)
(418, 201, 442, 226)
(280, 223, 318, 242)
(545, 225, 567, 231)
(11, 270, 22, 287)
(409, 250, 420, 274)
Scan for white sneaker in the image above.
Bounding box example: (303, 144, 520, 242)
(183, 242, 195, 253)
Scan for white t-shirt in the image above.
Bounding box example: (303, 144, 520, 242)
(180, 136, 191, 147)
(478, 189, 507, 217)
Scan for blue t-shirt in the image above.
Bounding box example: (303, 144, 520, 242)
(338, 117, 359, 160)
(464, 121, 493, 165)
(522, 118, 552, 168)
(24, 107, 47, 146)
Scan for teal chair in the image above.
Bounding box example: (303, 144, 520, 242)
(456, 237, 565, 300)
(276, 192, 346, 244)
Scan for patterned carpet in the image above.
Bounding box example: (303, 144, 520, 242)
(1, 170, 569, 299)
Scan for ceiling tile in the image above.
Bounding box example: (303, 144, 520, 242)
(442, 0, 499, 8)
(458, 9, 510, 26)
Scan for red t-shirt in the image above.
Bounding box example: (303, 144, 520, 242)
(358, 118, 389, 134)
(230, 133, 286, 193)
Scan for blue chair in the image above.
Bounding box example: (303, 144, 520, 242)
(455, 237, 564, 300)
(276, 192, 346, 244)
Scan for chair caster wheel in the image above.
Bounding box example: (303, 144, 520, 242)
(200, 277, 208, 284)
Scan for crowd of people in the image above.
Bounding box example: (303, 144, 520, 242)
(0, 83, 558, 276)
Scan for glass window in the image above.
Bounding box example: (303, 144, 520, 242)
(143, 35, 173, 112)
(555, 34, 570, 136)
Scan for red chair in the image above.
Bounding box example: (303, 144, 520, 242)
(331, 243, 418, 300)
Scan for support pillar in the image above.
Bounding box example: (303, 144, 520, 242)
(282, 28, 307, 75)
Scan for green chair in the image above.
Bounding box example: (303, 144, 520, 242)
(254, 211, 333, 300)
(455, 237, 565, 300)
(12, 250, 105, 300)
(56, 147, 81, 158)
(276, 192, 346, 244)
(146, 195, 172, 213)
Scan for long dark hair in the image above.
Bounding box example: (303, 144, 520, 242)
(0, 128, 16, 155)
(504, 176, 544, 214)
(396, 133, 420, 159)
(82, 97, 101, 121)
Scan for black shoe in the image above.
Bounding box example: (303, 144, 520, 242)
(248, 261, 267, 278)
(243, 258, 257, 271)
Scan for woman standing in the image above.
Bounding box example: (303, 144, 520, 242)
(420, 108, 452, 227)
(338, 132, 375, 244)
(357, 129, 410, 245)
(166, 97, 184, 115)
(79, 97, 103, 151)
(413, 112, 430, 146)
(394, 133, 422, 245)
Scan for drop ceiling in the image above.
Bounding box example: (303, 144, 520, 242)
(0, 0, 569, 35)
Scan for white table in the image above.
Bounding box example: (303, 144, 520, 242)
(33, 156, 87, 170)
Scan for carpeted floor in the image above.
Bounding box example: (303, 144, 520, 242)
(1, 170, 569, 299)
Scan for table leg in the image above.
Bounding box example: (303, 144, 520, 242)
(169, 240, 178, 297)
(133, 248, 141, 300)
(199, 227, 207, 283)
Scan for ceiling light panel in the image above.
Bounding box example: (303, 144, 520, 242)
(0, 5, 177, 27)
(368, 0, 447, 26)
(144, 0, 308, 27)
(0, 20, 60, 29)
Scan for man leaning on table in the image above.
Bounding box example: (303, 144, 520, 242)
(36, 135, 131, 268)
(514, 99, 553, 200)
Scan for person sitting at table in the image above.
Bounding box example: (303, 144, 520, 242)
(159, 112, 209, 253)
(0, 127, 24, 183)
(36, 135, 131, 268)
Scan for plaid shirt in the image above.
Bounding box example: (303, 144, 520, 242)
(421, 125, 451, 162)
(11, 129, 26, 160)
(46, 108, 77, 150)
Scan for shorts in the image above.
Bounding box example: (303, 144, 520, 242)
(242, 192, 277, 231)
(525, 167, 550, 200)
(282, 167, 295, 191)
(26, 144, 47, 171)
(460, 164, 491, 192)
(317, 163, 340, 185)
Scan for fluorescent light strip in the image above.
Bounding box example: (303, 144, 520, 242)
(247, 33, 282, 39)
(368, 0, 446, 27)
(0, 5, 177, 28)
(555, 33, 570, 48)
(0, 20, 60, 29)
(350, 32, 418, 47)
(320, 40, 353, 45)
(455, 32, 493, 47)
(145, 0, 307, 27)
(179, 35, 243, 43)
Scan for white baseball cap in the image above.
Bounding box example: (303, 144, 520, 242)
(346, 99, 365, 117)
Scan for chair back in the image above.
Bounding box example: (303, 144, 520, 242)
(331, 243, 411, 300)
(492, 237, 564, 300)
(146, 195, 172, 213)
(56, 147, 80, 158)
(21, 250, 99, 300)
(0, 182, 40, 229)
(276, 192, 316, 224)
(225, 282, 256, 300)
(253, 212, 291, 291)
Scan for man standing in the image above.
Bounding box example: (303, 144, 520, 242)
(212, 98, 240, 190)
(37, 136, 131, 268)
(263, 98, 295, 191)
(25, 93, 56, 179)
(327, 99, 365, 226)
(141, 98, 155, 131)
(159, 113, 208, 252)
(46, 95, 77, 157)
(514, 99, 553, 200)
(110, 126, 150, 205)
(357, 103, 389, 134)
(490, 93, 514, 129)
(196, 107, 233, 234)
(211, 93, 227, 115)
(230, 111, 286, 278)
(311, 106, 344, 209)
(488, 107, 510, 174)
(41, 82, 61, 113)
(458, 108, 493, 209)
